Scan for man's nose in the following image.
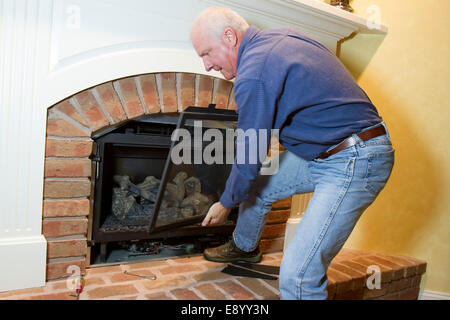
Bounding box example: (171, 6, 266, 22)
(202, 58, 213, 72)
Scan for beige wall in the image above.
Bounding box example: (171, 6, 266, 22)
(334, 0, 450, 295)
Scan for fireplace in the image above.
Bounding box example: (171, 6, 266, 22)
(40, 72, 290, 279)
(90, 105, 241, 263)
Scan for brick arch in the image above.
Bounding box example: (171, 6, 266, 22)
(45, 73, 236, 138)
(42, 72, 290, 281)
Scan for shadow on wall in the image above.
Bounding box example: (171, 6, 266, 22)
(338, 34, 443, 256)
(336, 32, 385, 79)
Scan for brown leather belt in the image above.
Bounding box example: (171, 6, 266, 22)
(316, 124, 386, 159)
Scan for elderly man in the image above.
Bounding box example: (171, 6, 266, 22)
(190, 7, 394, 299)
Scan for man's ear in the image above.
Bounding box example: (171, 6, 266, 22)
(222, 27, 237, 47)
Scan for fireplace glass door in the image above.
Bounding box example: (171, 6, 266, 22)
(91, 105, 238, 244)
(148, 106, 238, 232)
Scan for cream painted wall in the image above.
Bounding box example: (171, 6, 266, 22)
(334, 0, 450, 294)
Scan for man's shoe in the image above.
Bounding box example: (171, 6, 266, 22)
(203, 239, 262, 263)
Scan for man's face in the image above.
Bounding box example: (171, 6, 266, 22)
(191, 27, 238, 80)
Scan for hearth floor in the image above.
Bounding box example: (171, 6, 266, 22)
(0, 248, 426, 300)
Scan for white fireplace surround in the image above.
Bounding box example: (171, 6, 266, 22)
(0, 0, 386, 292)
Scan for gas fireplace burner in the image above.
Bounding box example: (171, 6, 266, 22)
(90, 105, 239, 263)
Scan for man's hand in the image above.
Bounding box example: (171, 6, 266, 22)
(202, 202, 231, 226)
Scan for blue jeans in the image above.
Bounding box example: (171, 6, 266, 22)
(232, 123, 395, 299)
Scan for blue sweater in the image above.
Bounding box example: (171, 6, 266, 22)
(219, 26, 382, 209)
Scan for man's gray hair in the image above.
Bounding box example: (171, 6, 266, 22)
(191, 7, 249, 41)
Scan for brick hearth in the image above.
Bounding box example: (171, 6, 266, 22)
(0, 248, 426, 300)
(42, 72, 290, 281)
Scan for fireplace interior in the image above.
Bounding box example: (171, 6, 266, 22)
(89, 105, 239, 264)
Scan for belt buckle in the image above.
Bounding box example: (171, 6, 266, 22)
(346, 135, 357, 146)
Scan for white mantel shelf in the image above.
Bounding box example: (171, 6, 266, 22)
(0, 0, 388, 292)
(208, 0, 388, 37)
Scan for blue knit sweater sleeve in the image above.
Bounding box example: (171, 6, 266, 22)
(219, 79, 277, 209)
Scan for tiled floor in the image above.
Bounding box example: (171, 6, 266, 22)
(0, 252, 283, 300)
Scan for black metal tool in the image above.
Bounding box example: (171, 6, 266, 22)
(222, 262, 280, 280)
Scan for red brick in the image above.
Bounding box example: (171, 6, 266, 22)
(43, 179, 91, 198)
(334, 287, 364, 300)
(139, 74, 161, 114)
(327, 267, 353, 294)
(46, 111, 90, 137)
(411, 275, 422, 288)
(43, 199, 90, 218)
(159, 264, 203, 275)
(260, 237, 284, 253)
(117, 78, 145, 118)
(141, 275, 194, 291)
(47, 238, 87, 258)
(398, 255, 427, 275)
(95, 82, 127, 123)
(86, 284, 139, 299)
(43, 218, 88, 237)
(45, 138, 93, 157)
(216, 280, 255, 300)
(44, 158, 91, 178)
(109, 270, 157, 283)
(272, 198, 292, 210)
(46, 258, 86, 280)
(398, 287, 420, 300)
(266, 209, 290, 224)
(261, 278, 279, 294)
(338, 260, 368, 276)
(330, 262, 366, 290)
(171, 255, 204, 264)
(74, 90, 109, 131)
(86, 265, 122, 276)
(160, 73, 178, 112)
(194, 283, 228, 300)
(84, 277, 105, 287)
(53, 100, 88, 127)
(376, 292, 400, 300)
(28, 292, 77, 300)
(333, 248, 367, 263)
(326, 280, 336, 300)
(213, 79, 233, 109)
(350, 256, 393, 283)
(126, 259, 170, 270)
(145, 292, 174, 300)
(179, 73, 195, 111)
(387, 277, 411, 293)
(380, 254, 419, 277)
(170, 288, 202, 300)
(369, 254, 407, 280)
(193, 270, 233, 282)
(0, 286, 45, 299)
(363, 284, 388, 299)
(261, 223, 286, 239)
(197, 75, 213, 107)
(236, 278, 279, 299)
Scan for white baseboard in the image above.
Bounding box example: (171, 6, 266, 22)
(0, 235, 47, 292)
(419, 290, 450, 300)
